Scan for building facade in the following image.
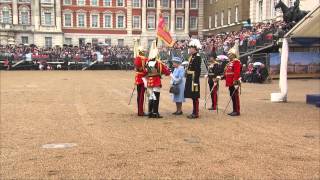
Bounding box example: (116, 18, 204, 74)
(250, 0, 319, 24)
(0, 0, 204, 48)
(0, 0, 63, 47)
(61, 0, 204, 47)
(202, 0, 250, 36)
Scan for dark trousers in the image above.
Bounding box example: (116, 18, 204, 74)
(229, 86, 240, 113)
(192, 98, 199, 116)
(136, 84, 145, 115)
(148, 92, 160, 115)
(209, 81, 218, 110)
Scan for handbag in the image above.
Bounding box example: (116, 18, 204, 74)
(169, 84, 179, 95)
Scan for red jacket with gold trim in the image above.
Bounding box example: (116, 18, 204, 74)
(134, 55, 147, 85)
(224, 59, 241, 87)
(146, 60, 171, 88)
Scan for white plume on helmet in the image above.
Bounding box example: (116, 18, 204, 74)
(188, 38, 202, 50)
(148, 40, 159, 59)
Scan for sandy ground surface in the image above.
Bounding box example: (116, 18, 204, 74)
(0, 71, 319, 179)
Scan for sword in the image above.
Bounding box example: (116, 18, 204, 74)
(128, 86, 136, 105)
(204, 76, 208, 109)
(216, 81, 219, 114)
(204, 80, 219, 109)
(223, 85, 240, 114)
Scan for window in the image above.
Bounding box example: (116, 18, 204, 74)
(45, 37, 52, 48)
(91, 14, 99, 27)
(147, 0, 155, 8)
(228, 8, 231, 24)
(176, 16, 183, 29)
(133, 0, 140, 7)
(104, 14, 112, 28)
(64, 13, 72, 27)
(64, 0, 71, 5)
(118, 39, 124, 46)
(2, 7, 11, 24)
(221, 11, 224, 26)
(163, 15, 169, 28)
(21, 11, 29, 25)
(161, 0, 169, 8)
(147, 39, 154, 48)
(104, 0, 111, 6)
(44, 12, 52, 25)
(78, 0, 85, 5)
(92, 38, 98, 45)
(22, 36, 28, 44)
(117, 15, 125, 28)
(147, 15, 155, 29)
(235, 6, 239, 22)
(190, 0, 197, 9)
(117, 0, 124, 6)
(208, 16, 212, 29)
(258, 0, 263, 21)
(65, 38, 72, 45)
(133, 16, 140, 29)
(91, 0, 98, 6)
(78, 14, 85, 27)
(190, 16, 197, 29)
(105, 38, 111, 45)
(215, 13, 218, 27)
(176, 0, 183, 9)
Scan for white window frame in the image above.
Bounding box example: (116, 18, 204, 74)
(235, 6, 239, 22)
(147, 0, 156, 8)
(133, 0, 140, 8)
(19, 6, 30, 25)
(190, 16, 197, 30)
(44, 12, 52, 26)
(175, 0, 184, 9)
(45, 37, 52, 48)
(104, 0, 112, 7)
(77, 13, 86, 27)
(147, 14, 155, 29)
(103, 12, 112, 28)
(175, 15, 184, 30)
(77, 0, 85, 6)
(163, 14, 170, 29)
(190, 0, 198, 9)
(63, 12, 73, 27)
(91, 13, 99, 28)
(116, 0, 124, 7)
(228, 8, 231, 24)
(161, 0, 169, 8)
(1, 6, 12, 24)
(116, 13, 125, 29)
(132, 15, 141, 29)
(221, 11, 224, 26)
(91, 0, 98, 6)
(65, 38, 72, 45)
(64, 0, 71, 5)
(215, 13, 218, 27)
(21, 36, 29, 44)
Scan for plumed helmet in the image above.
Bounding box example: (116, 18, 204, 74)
(137, 46, 145, 52)
(188, 38, 202, 50)
(228, 48, 237, 56)
(148, 47, 159, 59)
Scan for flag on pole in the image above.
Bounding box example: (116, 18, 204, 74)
(157, 13, 176, 47)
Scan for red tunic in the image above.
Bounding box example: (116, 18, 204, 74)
(224, 59, 241, 87)
(147, 60, 171, 88)
(134, 55, 147, 85)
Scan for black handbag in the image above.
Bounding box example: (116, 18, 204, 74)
(169, 84, 179, 95)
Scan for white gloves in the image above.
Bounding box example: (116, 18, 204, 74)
(142, 77, 147, 88)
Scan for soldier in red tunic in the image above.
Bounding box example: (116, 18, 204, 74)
(146, 46, 171, 118)
(224, 48, 241, 116)
(134, 47, 148, 116)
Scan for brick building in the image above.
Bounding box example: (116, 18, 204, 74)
(61, 0, 204, 47)
(0, 0, 204, 48)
